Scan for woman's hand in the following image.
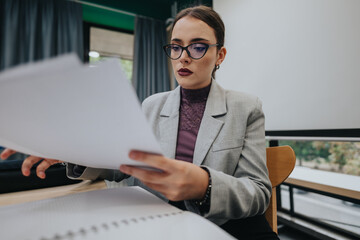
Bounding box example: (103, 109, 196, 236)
(0, 148, 63, 179)
(120, 150, 209, 201)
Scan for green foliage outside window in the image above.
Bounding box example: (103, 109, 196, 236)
(279, 141, 360, 176)
(119, 59, 133, 81)
(90, 56, 133, 82)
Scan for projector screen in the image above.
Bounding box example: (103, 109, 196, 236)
(214, 0, 360, 136)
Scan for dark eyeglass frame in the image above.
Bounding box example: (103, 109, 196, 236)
(163, 43, 219, 60)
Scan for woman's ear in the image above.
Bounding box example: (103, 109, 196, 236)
(216, 47, 227, 66)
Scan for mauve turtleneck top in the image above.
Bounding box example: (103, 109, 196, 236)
(175, 83, 211, 163)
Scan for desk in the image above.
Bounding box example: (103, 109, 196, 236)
(280, 167, 360, 238)
(0, 180, 107, 207)
(285, 166, 360, 201)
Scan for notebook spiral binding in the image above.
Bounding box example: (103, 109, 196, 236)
(39, 211, 184, 240)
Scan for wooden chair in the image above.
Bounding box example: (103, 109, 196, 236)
(265, 145, 296, 233)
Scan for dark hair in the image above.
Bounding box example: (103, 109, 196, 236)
(172, 6, 225, 78)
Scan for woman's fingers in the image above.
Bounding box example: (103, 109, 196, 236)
(141, 181, 168, 194)
(120, 165, 167, 184)
(0, 148, 17, 160)
(21, 156, 43, 176)
(124, 150, 210, 201)
(36, 159, 62, 179)
(128, 150, 175, 172)
(22, 156, 62, 178)
(1, 149, 62, 179)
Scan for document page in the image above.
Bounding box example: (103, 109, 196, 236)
(0, 187, 235, 240)
(0, 54, 163, 169)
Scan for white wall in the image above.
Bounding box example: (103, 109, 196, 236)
(214, 0, 360, 131)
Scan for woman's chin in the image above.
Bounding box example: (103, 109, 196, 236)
(176, 81, 196, 89)
(176, 77, 212, 90)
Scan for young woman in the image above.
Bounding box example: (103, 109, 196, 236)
(1, 5, 278, 240)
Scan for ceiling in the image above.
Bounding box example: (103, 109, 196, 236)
(80, 0, 212, 31)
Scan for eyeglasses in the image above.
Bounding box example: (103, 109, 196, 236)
(163, 43, 219, 60)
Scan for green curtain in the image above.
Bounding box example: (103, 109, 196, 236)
(0, 0, 83, 71)
(132, 16, 170, 102)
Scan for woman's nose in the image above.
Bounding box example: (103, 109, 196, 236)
(179, 49, 191, 64)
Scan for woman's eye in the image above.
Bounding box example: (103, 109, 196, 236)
(194, 47, 206, 52)
(192, 44, 206, 52)
(171, 46, 181, 52)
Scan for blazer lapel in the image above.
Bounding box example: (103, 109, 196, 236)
(193, 81, 227, 166)
(158, 87, 181, 159)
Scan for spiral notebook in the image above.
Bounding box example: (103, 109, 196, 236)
(0, 186, 235, 240)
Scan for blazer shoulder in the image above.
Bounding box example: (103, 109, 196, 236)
(225, 89, 263, 111)
(142, 91, 172, 115)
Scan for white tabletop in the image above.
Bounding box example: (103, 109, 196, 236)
(286, 166, 360, 200)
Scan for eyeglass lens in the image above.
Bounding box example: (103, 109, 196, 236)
(166, 43, 208, 59)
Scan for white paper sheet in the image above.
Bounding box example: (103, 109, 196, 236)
(0, 187, 235, 240)
(0, 54, 163, 169)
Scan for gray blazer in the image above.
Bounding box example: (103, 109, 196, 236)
(67, 80, 271, 226)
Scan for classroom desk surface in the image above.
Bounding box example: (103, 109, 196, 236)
(0, 180, 107, 207)
(285, 166, 360, 200)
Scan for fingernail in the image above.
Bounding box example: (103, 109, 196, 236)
(39, 171, 45, 179)
(129, 151, 138, 159)
(23, 169, 30, 176)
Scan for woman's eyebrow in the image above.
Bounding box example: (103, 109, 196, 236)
(171, 38, 210, 43)
(171, 38, 182, 43)
(190, 38, 210, 43)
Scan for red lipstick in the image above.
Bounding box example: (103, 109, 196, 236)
(178, 68, 193, 76)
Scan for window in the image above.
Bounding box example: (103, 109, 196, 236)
(279, 140, 360, 176)
(280, 185, 360, 237)
(275, 140, 360, 238)
(88, 26, 134, 81)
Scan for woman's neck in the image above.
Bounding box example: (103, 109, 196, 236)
(180, 82, 211, 103)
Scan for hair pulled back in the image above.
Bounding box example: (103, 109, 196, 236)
(172, 5, 225, 49)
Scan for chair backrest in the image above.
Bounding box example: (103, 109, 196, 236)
(265, 145, 296, 233)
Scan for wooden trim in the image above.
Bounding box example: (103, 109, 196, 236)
(0, 180, 106, 207)
(285, 178, 360, 200)
(265, 188, 278, 233)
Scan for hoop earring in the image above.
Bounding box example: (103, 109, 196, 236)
(215, 65, 220, 70)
